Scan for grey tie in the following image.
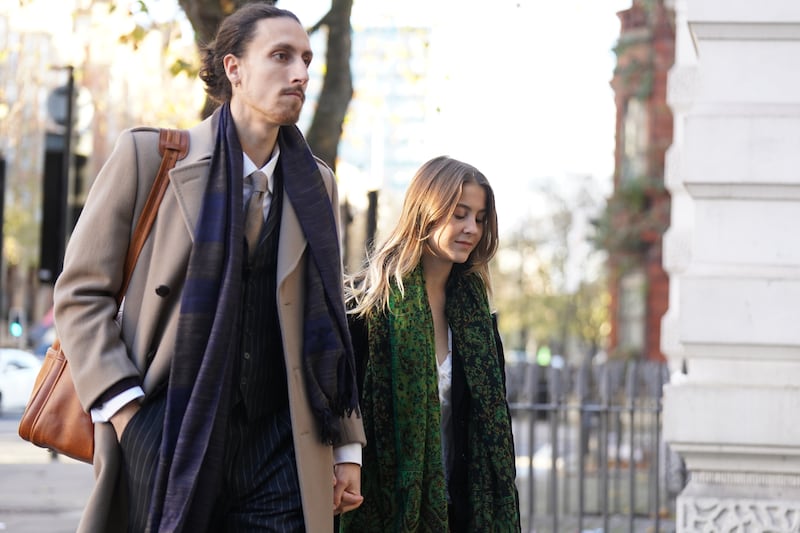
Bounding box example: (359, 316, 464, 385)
(244, 170, 269, 259)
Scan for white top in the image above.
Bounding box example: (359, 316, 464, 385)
(437, 327, 454, 495)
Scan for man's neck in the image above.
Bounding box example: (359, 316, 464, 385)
(230, 105, 280, 168)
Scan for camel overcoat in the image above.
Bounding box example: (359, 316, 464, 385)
(53, 114, 365, 533)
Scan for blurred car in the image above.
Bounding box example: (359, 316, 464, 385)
(28, 306, 56, 356)
(0, 348, 42, 414)
(32, 326, 57, 357)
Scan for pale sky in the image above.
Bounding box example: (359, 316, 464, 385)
(283, 0, 632, 228)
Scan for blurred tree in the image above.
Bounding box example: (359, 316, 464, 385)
(174, 0, 353, 171)
(493, 178, 610, 362)
(570, 275, 611, 358)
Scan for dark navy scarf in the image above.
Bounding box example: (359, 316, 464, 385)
(147, 103, 359, 532)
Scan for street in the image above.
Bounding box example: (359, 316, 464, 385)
(0, 411, 93, 533)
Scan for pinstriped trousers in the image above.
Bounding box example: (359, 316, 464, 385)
(119, 392, 305, 532)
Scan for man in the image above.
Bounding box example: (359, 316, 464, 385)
(53, 4, 364, 532)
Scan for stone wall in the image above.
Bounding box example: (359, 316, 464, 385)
(662, 0, 800, 530)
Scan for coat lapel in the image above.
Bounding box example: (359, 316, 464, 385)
(277, 190, 306, 289)
(169, 162, 212, 239)
(167, 116, 307, 291)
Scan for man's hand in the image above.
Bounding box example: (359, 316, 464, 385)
(109, 400, 141, 442)
(333, 462, 363, 515)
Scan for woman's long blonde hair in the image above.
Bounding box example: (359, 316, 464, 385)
(346, 156, 499, 317)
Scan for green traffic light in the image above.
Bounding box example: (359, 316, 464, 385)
(9, 322, 23, 337)
(536, 345, 552, 366)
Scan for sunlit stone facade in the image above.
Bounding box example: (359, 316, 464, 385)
(662, 1, 800, 530)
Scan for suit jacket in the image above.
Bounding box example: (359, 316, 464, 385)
(53, 114, 365, 533)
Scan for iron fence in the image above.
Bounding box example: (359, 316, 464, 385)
(507, 359, 685, 533)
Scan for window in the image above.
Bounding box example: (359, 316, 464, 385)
(618, 268, 646, 355)
(621, 98, 648, 184)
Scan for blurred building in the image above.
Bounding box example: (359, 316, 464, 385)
(334, 25, 432, 271)
(606, 0, 674, 362)
(0, 0, 203, 333)
(0, 5, 65, 329)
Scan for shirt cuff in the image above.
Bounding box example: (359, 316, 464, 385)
(90, 387, 145, 423)
(333, 443, 362, 466)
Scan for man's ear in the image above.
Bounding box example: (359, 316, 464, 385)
(223, 53, 240, 85)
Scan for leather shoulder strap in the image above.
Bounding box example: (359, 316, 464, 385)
(118, 128, 190, 302)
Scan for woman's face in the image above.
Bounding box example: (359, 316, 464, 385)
(425, 182, 487, 265)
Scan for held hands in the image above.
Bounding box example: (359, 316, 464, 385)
(333, 462, 363, 515)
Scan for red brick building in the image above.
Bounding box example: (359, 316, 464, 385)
(604, 0, 674, 362)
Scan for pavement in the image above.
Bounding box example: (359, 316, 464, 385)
(0, 412, 93, 533)
(0, 409, 675, 533)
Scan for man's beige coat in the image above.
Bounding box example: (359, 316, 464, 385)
(53, 115, 365, 533)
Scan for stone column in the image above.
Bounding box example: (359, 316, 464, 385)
(662, 0, 800, 531)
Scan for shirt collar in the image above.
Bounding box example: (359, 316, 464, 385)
(242, 144, 280, 194)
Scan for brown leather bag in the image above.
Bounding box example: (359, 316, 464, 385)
(18, 129, 189, 463)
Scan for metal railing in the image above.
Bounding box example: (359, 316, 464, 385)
(507, 359, 685, 533)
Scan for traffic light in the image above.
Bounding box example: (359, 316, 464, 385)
(8, 308, 24, 338)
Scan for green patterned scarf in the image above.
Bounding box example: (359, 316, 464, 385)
(341, 264, 520, 532)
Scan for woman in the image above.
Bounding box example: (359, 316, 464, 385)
(341, 156, 520, 532)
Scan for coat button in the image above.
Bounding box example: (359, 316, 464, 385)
(155, 285, 170, 297)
